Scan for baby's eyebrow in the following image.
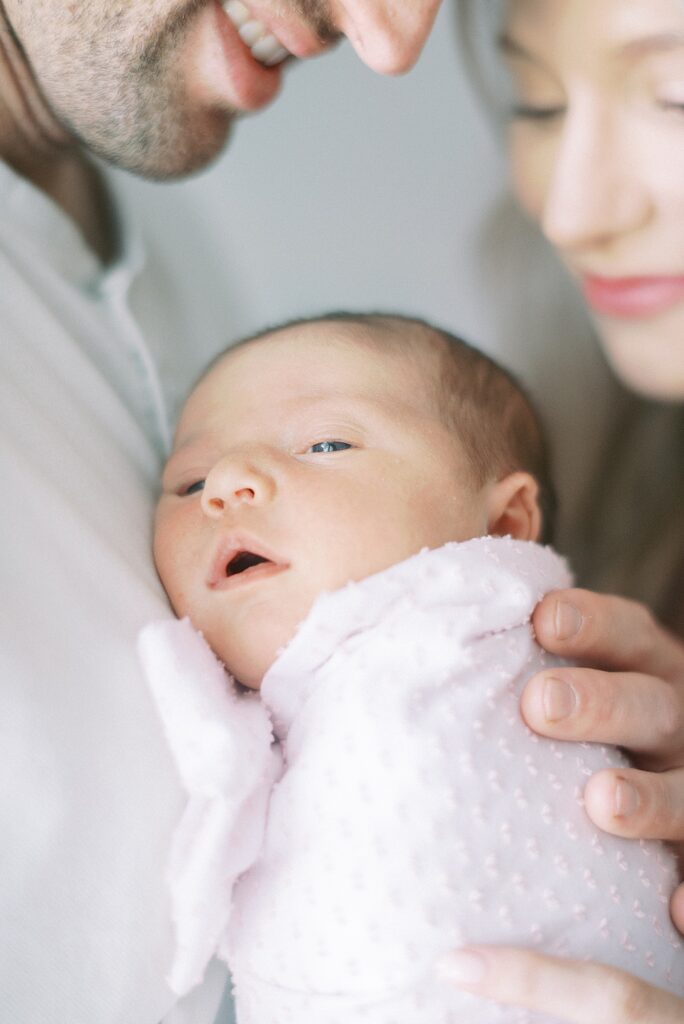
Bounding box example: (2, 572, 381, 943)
(281, 391, 408, 420)
(160, 453, 183, 490)
(161, 438, 208, 485)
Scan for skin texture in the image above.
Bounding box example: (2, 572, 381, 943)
(0, 0, 442, 178)
(438, 945, 684, 1023)
(0, 0, 441, 255)
(504, 0, 684, 400)
(442, 1, 684, 1018)
(154, 321, 539, 688)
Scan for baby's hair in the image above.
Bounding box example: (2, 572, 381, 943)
(208, 312, 557, 543)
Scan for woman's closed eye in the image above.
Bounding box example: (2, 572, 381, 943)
(656, 98, 684, 117)
(308, 440, 352, 454)
(509, 102, 565, 122)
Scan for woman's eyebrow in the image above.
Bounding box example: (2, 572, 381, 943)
(497, 29, 684, 64)
(617, 31, 684, 61)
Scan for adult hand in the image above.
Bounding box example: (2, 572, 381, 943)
(526, 588, 684, 929)
(437, 946, 684, 1023)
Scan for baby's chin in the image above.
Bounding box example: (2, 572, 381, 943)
(200, 596, 322, 692)
(216, 641, 277, 692)
(207, 608, 313, 693)
(233, 671, 264, 692)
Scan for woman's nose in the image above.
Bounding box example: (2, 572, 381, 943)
(200, 452, 276, 518)
(334, 0, 441, 75)
(540, 105, 652, 253)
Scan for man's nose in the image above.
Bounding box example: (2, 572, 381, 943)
(201, 452, 276, 517)
(540, 104, 652, 253)
(334, 0, 442, 75)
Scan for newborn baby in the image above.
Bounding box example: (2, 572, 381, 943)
(143, 314, 684, 1023)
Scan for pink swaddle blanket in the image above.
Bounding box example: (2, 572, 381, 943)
(140, 538, 684, 1023)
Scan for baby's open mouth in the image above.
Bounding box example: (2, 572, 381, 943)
(208, 536, 289, 589)
(225, 550, 270, 576)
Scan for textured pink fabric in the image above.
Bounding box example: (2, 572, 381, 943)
(138, 618, 282, 995)
(141, 539, 684, 1023)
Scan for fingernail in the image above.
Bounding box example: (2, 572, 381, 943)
(543, 677, 577, 722)
(435, 950, 486, 985)
(614, 779, 640, 818)
(555, 600, 582, 641)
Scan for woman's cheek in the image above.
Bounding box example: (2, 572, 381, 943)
(508, 127, 551, 225)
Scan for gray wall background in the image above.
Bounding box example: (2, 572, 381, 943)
(114, 0, 621, 562)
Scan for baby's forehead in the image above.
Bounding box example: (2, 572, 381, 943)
(203, 319, 443, 395)
(175, 320, 446, 451)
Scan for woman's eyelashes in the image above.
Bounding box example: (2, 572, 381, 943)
(656, 98, 684, 116)
(509, 102, 565, 122)
(307, 440, 352, 454)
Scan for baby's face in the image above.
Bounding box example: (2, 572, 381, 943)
(155, 324, 492, 688)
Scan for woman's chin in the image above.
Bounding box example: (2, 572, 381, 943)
(597, 318, 684, 402)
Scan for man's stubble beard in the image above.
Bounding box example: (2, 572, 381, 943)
(65, 61, 237, 181)
(2, 0, 341, 181)
(57, 0, 238, 179)
(3, 0, 236, 180)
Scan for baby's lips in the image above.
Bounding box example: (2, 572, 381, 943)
(207, 531, 288, 587)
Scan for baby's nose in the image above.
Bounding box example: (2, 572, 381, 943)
(201, 454, 276, 517)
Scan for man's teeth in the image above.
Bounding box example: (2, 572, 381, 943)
(222, 1, 291, 67)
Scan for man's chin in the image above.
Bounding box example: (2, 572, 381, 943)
(83, 108, 236, 182)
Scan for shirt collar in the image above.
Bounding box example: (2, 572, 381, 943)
(0, 157, 144, 292)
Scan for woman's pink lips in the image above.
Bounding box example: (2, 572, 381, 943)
(581, 274, 684, 319)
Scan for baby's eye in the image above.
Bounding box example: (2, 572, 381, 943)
(182, 479, 205, 496)
(308, 441, 352, 454)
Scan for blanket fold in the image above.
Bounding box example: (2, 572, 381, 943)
(138, 618, 281, 994)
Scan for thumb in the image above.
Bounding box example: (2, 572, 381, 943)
(672, 881, 684, 936)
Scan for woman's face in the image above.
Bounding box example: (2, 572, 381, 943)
(503, 0, 684, 400)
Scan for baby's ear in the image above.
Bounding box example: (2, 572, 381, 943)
(485, 471, 542, 542)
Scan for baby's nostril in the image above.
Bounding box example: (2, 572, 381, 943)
(208, 497, 225, 511)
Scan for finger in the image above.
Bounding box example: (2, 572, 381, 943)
(436, 946, 684, 1023)
(671, 883, 684, 936)
(583, 766, 684, 842)
(521, 667, 683, 762)
(533, 589, 684, 681)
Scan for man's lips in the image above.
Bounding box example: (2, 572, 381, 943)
(198, 0, 332, 115)
(207, 533, 289, 590)
(581, 274, 684, 319)
(222, 0, 328, 61)
(223, 1, 289, 65)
